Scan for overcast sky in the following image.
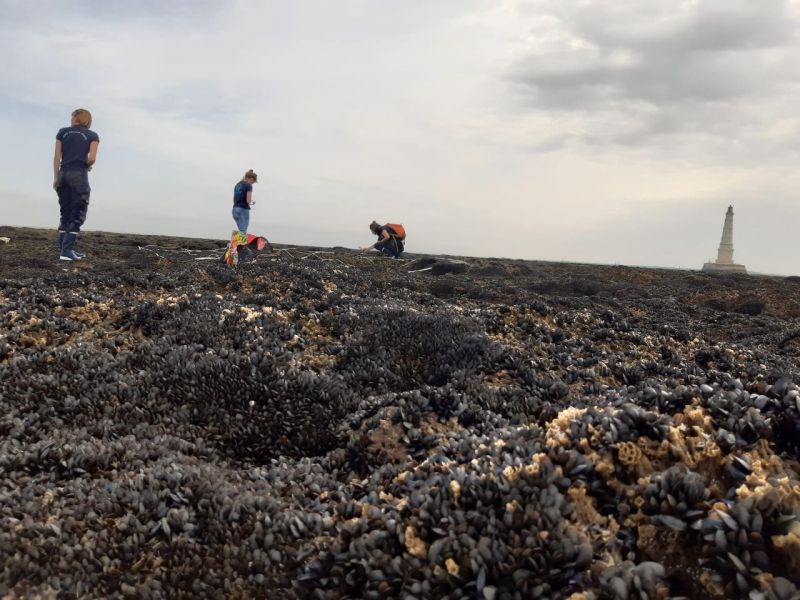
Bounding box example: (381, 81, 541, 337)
(1, 0, 798, 274)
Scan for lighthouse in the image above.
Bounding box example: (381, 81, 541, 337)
(702, 206, 747, 274)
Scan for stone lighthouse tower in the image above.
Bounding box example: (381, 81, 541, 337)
(702, 206, 747, 274)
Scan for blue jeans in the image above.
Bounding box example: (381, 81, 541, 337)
(232, 206, 250, 233)
(57, 169, 91, 233)
(375, 236, 403, 258)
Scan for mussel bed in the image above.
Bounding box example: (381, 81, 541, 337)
(1, 227, 799, 599)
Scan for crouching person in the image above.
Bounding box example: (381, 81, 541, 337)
(53, 108, 99, 260)
(362, 221, 406, 258)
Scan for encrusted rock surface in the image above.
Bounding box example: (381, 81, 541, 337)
(1, 226, 799, 599)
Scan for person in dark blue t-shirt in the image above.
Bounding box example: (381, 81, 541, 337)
(53, 108, 100, 261)
(362, 221, 405, 258)
(232, 169, 258, 233)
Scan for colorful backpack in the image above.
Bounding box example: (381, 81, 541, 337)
(223, 231, 272, 266)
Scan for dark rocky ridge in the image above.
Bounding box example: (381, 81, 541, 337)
(1, 226, 799, 599)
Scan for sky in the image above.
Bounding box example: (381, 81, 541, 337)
(0, 0, 798, 275)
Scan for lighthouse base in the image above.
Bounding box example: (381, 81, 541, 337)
(702, 262, 748, 274)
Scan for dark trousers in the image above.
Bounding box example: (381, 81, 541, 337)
(57, 169, 91, 233)
(375, 236, 403, 258)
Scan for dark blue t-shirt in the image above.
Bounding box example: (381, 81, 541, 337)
(56, 126, 100, 171)
(233, 180, 253, 210)
(377, 225, 401, 241)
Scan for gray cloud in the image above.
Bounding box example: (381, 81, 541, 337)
(510, 0, 800, 148)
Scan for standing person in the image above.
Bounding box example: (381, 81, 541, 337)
(53, 108, 99, 260)
(362, 221, 406, 258)
(232, 169, 257, 233)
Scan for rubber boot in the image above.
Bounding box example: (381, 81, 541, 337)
(60, 232, 82, 261)
(59, 231, 84, 257)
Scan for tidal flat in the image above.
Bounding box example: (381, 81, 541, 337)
(1, 226, 799, 599)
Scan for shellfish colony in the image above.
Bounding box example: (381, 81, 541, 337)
(1, 226, 799, 599)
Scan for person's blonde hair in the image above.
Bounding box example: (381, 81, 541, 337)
(244, 169, 258, 183)
(71, 108, 92, 128)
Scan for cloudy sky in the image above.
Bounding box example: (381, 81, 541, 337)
(1, 0, 798, 274)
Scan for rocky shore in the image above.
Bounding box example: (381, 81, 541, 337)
(1, 226, 799, 599)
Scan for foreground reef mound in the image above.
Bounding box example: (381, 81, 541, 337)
(1, 226, 799, 600)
